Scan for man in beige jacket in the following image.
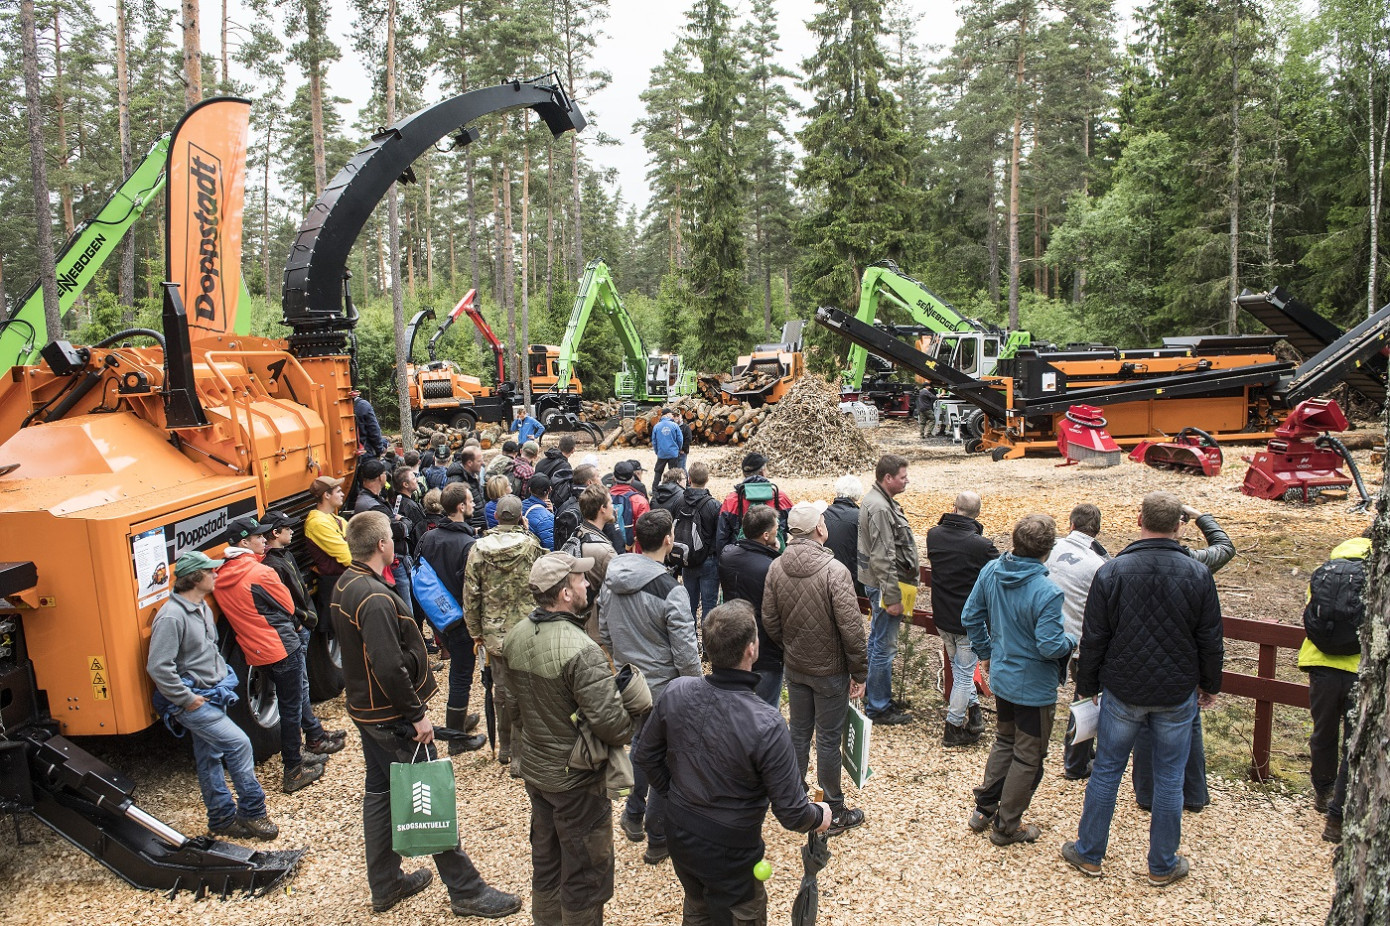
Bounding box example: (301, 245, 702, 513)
(764, 501, 868, 835)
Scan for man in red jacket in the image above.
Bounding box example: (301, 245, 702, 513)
(213, 513, 327, 793)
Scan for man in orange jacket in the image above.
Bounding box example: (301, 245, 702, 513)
(213, 513, 328, 793)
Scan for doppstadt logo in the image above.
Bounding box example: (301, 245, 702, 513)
(172, 508, 229, 559)
(411, 780, 432, 816)
(56, 234, 108, 295)
(187, 143, 224, 324)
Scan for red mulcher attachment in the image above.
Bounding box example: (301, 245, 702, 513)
(1056, 404, 1122, 467)
(1241, 398, 1362, 503)
(1128, 427, 1224, 476)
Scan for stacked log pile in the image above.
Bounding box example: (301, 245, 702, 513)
(724, 369, 780, 395)
(720, 376, 878, 478)
(597, 397, 771, 450)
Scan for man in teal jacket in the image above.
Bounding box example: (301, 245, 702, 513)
(961, 514, 1076, 847)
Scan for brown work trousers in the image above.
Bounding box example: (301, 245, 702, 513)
(526, 781, 613, 926)
(972, 695, 1056, 835)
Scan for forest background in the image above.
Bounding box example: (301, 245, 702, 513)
(1, 0, 1387, 427)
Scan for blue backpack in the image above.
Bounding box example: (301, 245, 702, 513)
(411, 557, 465, 633)
(610, 489, 636, 550)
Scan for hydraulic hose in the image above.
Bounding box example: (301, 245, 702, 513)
(1316, 435, 1371, 512)
(94, 328, 166, 350)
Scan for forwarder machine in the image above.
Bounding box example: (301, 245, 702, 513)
(816, 285, 1390, 461)
(403, 289, 515, 431)
(0, 76, 585, 895)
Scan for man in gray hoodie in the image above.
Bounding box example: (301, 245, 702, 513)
(598, 508, 700, 865)
(1045, 503, 1108, 780)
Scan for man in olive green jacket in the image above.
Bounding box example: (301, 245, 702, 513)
(857, 453, 920, 725)
(504, 552, 635, 926)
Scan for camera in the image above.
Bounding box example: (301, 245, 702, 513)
(665, 541, 690, 572)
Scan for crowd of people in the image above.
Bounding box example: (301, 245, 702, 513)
(143, 408, 1369, 921)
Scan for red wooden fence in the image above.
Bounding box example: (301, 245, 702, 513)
(859, 565, 1308, 781)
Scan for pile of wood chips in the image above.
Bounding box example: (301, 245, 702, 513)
(723, 376, 878, 478)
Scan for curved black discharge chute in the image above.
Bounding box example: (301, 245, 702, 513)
(281, 74, 585, 349)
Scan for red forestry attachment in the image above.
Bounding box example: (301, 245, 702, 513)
(1056, 404, 1121, 467)
(1128, 427, 1224, 477)
(1241, 398, 1354, 502)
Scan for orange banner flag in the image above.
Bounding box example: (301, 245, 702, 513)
(166, 97, 251, 338)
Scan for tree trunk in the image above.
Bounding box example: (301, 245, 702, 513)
(1326, 406, 1390, 922)
(1367, 63, 1388, 318)
(182, 0, 201, 108)
(385, 0, 412, 447)
(987, 155, 1001, 305)
(1227, 1, 1242, 335)
(307, 1, 328, 195)
(571, 134, 583, 273)
(503, 159, 518, 402)
(521, 129, 532, 414)
(220, 0, 229, 86)
(1007, 11, 1026, 330)
(546, 144, 555, 317)
(262, 122, 273, 298)
(52, 12, 75, 238)
(21, 0, 61, 341)
(424, 159, 434, 293)
(116, 0, 135, 320)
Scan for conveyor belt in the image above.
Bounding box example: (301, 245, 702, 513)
(1236, 287, 1343, 359)
(1284, 300, 1390, 406)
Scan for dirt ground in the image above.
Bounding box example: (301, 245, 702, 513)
(0, 417, 1370, 923)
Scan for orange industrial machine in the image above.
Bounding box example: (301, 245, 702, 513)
(721, 320, 805, 406)
(404, 289, 515, 430)
(0, 77, 585, 894)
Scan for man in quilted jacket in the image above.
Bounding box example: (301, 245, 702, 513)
(763, 501, 868, 836)
(1061, 491, 1223, 888)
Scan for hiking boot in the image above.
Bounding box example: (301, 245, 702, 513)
(942, 721, 981, 747)
(827, 807, 865, 836)
(1148, 856, 1190, 888)
(300, 750, 330, 767)
(1314, 786, 1333, 815)
(450, 885, 523, 919)
(643, 842, 670, 865)
(462, 712, 480, 733)
(967, 809, 995, 833)
(306, 734, 346, 755)
(209, 818, 251, 839)
(497, 751, 510, 766)
(238, 815, 280, 841)
(448, 733, 488, 755)
(1323, 817, 1343, 843)
(890, 698, 913, 712)
(283, 761, 325, 793)
(989, 822, 1041, 847)
(966, 703, 985, 736)
(866, 709, 912, 726)
(372, 868, 433, 913)
(620, 813, 645, 843)
(1060, 841, 1102, 877)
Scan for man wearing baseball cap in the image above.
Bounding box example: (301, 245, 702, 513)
(213, 513, 326, 793)
(763, 501, 868, 835)
(503, 552, 635, 926)
(147, 551, 279, 840)
(713, 452, 793, 558)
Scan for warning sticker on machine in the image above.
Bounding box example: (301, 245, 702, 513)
(89, 655, 110, 700)
(132, 527, 171, 607)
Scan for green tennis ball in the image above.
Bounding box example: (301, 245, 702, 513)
(753, 860, 772, 881)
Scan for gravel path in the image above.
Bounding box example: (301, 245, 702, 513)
(0, 418, 1360, 923)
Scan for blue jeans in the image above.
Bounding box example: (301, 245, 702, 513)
(864, 587, 899, 716)
(177, 700, 267, 827)
(754, 660, 783, 707)
(683, 558, 720, 621)
(625, 714, 666, 848)
(297, 629, 325, 740)
(264, 652, 306, 768)
(940, 631, 978, 726)
(1074, 690, 1197, 876)
(1132, 711, 1209, 809)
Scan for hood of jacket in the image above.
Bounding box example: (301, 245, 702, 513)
(543, 448, 567, 464)
(685, 487, 713, 504)
(652, 483, 684, 509)
(777, 537, 836, 579)
(603, 553, 673, 595)
(936, 511, 984, 535)
(1332, 537, 1371, 560)
(474, 525, 539, 566)
(995, 552, 1049, 587)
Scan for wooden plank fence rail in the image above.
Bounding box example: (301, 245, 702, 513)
(858, 565, 1309, 782)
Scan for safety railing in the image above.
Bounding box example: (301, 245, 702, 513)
(859, 565, 1310, 781)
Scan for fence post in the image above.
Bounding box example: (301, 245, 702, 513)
(1250, 642, 1277, 782)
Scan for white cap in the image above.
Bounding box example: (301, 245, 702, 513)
(787, 500, 829, 536)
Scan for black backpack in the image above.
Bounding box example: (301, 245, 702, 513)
(1303, 558, 1366, 656)
(671, 494, 715, 568)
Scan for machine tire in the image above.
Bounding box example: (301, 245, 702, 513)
(991, 446, 1010, 462)
(306, 624, 344, 702)
(222, 638, 282, 763)
(964, 438, 984, 454)
(964, 409, 987, 440)
(449, 410, 477, 432)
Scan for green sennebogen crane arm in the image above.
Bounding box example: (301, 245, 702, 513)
(844, 261, 1030, 389)
(0, 135, 172, 369)
(554, 258, 650, 397)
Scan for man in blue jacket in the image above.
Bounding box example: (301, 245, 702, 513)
(521, 472, 557, 550)
(962, 514, 1075, 847)
(651, 408, 682, 485)
(511, 410, 546, 446)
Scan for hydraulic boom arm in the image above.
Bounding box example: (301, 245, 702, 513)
(0, 135, 171, 369)
(553, 259, 649, 396)
(442, 290, 506, 384)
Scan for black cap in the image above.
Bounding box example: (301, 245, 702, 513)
(528, 472, 552, 496)
(226, 514, 273, 544)
(742, 452, 767, 475)
(614, 461, 635, 481)
(262, 510, 297, 532)
(358, 457, 388, 482)
(627, 459, 645, 473)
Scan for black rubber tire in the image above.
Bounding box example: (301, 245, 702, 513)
(991, 446, 1010, 462)
(449, 410, 477, 432)
(306, 624, 344, 702)
(964, 438, 984, 454)
(964, 409, 987, 439)
(222, 638, 282, 763)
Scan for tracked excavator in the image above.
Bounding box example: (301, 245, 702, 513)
(0, 77, 585, 895)
(403, 289, 514, 430)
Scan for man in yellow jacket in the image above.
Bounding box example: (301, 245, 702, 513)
(1299, 536, 1368, 843)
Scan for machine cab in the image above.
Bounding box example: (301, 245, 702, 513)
(932, 333, 1003, 378)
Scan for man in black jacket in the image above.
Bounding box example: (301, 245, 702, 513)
(717, 505, 784, 706)
(823, 475, 864, 597)
(414, 484, 487, 753)
(680, 463, 721, 620)
(457, 448, 488, 533)
(926, 491, 1000, 746)
(632, 601, 831, 926)
(1061, 491, 1223, 888)
(536, 434, 577, 508)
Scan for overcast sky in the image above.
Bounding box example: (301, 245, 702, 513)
(94, 0, 964, 214)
